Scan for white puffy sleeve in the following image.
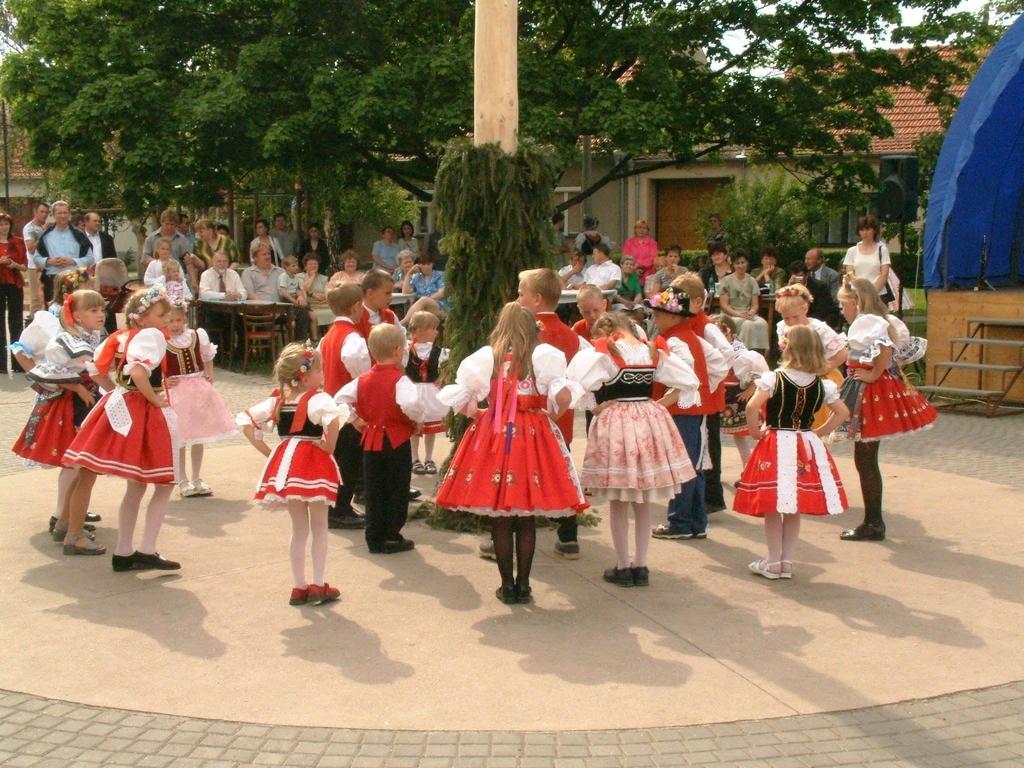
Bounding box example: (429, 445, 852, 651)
(533, 342, 583, 411)
(237, 396, 278, 429)
(753, 370, 779, 395)
(27, 333, 95, 387)
(702, 322, 735, 365)
(196, 327, 217, 362)
(848, 314, 894, 362)
(887, 315, 910, 347)
(333, 378, 359, 409)
(143, 260, 163, 287)
(731, 349, 769, 387)
(396, 376, 427, 422)
(565, 348, 617, 393)
(811, 319, 847, 357)
(437, 346, 494, 412)
(307, 391, 348, 428)
(122, 328, 167, 375)
(657, 339, 702, 409)
(339, 333, 372, 379)
(700, 337, 730, 392)
(821, 378, 839, 405)
(9, 311, 60, 358)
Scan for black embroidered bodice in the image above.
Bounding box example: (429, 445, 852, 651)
(276, 405, 324, 438)
(765, 371, 824, 431)
(595, 367, 656, 404)
(118, 365, 163, 392)
(406, 345, 442, 383)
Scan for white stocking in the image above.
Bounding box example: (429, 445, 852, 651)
(781, 514, 801, 568)
(177, 447, 189, 483)
(410, 435, 421, 463)
(288, 501, 310, 588)
(762, 512, 783, 573)
(424, 433, 436, 463)
(190, 444, 204, 482)
(634, 502, 655, 568)
(116, 481, 148, 556)
(608, 500, 631, 569)
(139, 484, 172, 554)
(309, 503, 329, 585)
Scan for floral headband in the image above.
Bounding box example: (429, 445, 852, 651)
(775, 284, 812, 302)
(644, 286, 693, 316)
(289, 346, 317, 387)
(128, 284, 171, 321)
(59, 268, 90, 298)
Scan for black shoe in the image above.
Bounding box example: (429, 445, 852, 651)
(495, 585, 518, 605)
(705, 501, 727, 514)
(328, 513, 367, 530)
(48, 516, 57, 533)
(85, 512, 102, 523)
(111, 554, 136, 572)
(840, 522, 886, 541)
(631, 566, 650, 587)
(408, 489, 422, 501)
(603, 566, 634, 588)
(133, 551, 181, 570)
(376, 538, 415, 554)
(516, 581, 532, 604)
(554, 540, 580, 560)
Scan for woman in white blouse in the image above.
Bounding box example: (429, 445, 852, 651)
(842, 214, 890, 294)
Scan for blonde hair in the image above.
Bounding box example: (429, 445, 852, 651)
(672, 273, 705, 304)
(327, 282, 363, 316)
(838, 277, 897, 342)
(281, 255, 298, 269)
(163, 259, 182, 279)
(780, 325, 828, 375)
(194, 217, 214, 234)
(154, 236, 174, 257)
(774, 283, 813, 315)
(368, 323, 406, 362)
(361, 269, 394, 293)
(408, 310, 440, 333)
(272, 345, 321, 412)
(634, 218, 649, 229)
(518, 267, 562, 309)
(489, 302, 538, 379)
(592, 311, 655, 360)
(63, 289, 105, 336)
(576, 283, 606, 305)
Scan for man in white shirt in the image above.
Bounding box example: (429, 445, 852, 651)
(558, 252, 586, 289)
(22, 202, 48, 312)
(581, 243, 622, 290)
(81, 211, 116, 263)
(199, 251, 247, 301)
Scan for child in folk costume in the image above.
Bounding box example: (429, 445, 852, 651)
(436, 302, 587, 605)
(733, 326, 850, 579)
(64, 286, 182, 571)
(47, 268, 92, 316)
(11, 291, 106, 547)
(239, 344, 346, 605)
(164, 300, 236, 497)
(335, 324, 425, 554)
(835, 278, 937, 542)
(355, 269, 400, 337)
(319, 283, 371, 530)
(405, 311, 450, 475)
(712, 315, 769, 471)
(774, 283, 848, 429)
(567, 312, 700, 588)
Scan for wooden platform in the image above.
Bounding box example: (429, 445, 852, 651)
(926, 289, 1024, 404)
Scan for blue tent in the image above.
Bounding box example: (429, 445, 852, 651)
(924, 15, 1024, 288)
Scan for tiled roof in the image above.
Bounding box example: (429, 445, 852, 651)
(872, 82, 967, 153)
(1, 111, 44, 179)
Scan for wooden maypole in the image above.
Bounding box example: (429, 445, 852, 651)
(473, 0, 519, 153)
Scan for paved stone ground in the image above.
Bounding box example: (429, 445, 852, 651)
(1, 682, 1023, 767)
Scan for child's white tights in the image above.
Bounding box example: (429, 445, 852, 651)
(177, 444, 204, 483)
(411, 434, 436, 464)
(116, 481, 172, 556)
(288, 501, 329, 588)
(608, 501, 655, 569)
(763, 512, 800, 572)
(732, 435, 754, 468)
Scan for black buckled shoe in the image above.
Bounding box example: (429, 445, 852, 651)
(840, 522, 886, 541)
(603, 566, 635, 588)
(515, 581, 532, 604)
(631, 566, 650, 587)
(495, 585, 518, 604)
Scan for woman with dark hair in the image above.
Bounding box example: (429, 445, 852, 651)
(301, 223, 330, 274)
(0, 211, 29, 372)
(397, 220, 419, 253)
(250, 218, 284, 266)
(842, 214, 891, 295)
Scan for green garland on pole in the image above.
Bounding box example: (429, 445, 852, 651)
(425, 138, 560, 529)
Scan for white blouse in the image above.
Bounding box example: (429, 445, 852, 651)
(437, 343, 579, 415)
(842, 242, 890, 284)
(755, 369, 839, 404)
(237, 391, 347, 431)
(410, 341, 451, 368)
(846, 314, 894, 364)
(10, 311, 61, 359)
(334, 375, 425, 424)
(168, 328, 217, 364)
(122, 328, 168, 376)
(776, 317, 847, 357)
(567, 339, 701, 409)
(29, 330, 101, 386)
(731, 349, 770, 387)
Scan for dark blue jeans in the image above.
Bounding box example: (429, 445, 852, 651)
(666, 414, 707, 534)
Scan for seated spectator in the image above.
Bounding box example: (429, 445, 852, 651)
(718, 251, 770, 354)
(143, 236, 178, 287)
(558, 251, 586, 289)
(371, 225, 401, 274)
(614, 254, 643, 311)
(647, 245, 686, 297)
(301, 254, 332, 341)
(199, 251, 247, 301)
(402, 252, 447, 318)
(278, 255, 311, 340)
(397, 220, 420, 253)
(329, 249, 365, 286)
(581, 242, 621, 290)
(754, 246, 787, 293)
(392, 249, 417, 283)
(242, 245, 286, 302)
(301, 223, 330, 274)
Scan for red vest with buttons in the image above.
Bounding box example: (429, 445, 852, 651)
(356, 304, 397, 339)
(536, 312, 581, 442)
(320, 320, 361, 397)
(572, 319, 592, 343)
(355, 364, 414, 451)
(653, 316, 725, 416)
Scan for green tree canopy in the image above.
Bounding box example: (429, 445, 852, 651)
(0, 0, 994, 216)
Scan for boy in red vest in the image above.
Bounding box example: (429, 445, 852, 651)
(335, 324, 423, 554)
(356, 269, 400, 338)
(571, 284, 608, 342)
(319, 283, 371, 529)
(517, 267, 590, 558)
(647, 280, 729, 539)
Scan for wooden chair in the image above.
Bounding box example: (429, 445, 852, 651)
(240, 306, 282, 373)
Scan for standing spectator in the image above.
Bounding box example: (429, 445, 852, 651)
(787, 261, 843, 330)
(35, 201, 94, 304)
(622, 219, 659, 281)
(396, 220, 420, 253)
(581, 242, 622, 291)
(807, 247, 842, 301)
(841, 215, 890, 296)
(700, 242, 734, 299)
(271, 212, 300, 259)
(705, 213, 728, 248)
(575, 215, 612, 257)
(0, 212, 28, 372)
(301, 223, 330, 274)
(199, 251, 247, 301)
(242, 245, 286, 302)
(81, 211, 117, 264)
(22, 201, 49, 313)
(329, 250, 365, 286)
(371, 225, 401, 274)
(194, 218, 240, 269)
(178, 214, 196, 249)
(141, 208, 191, 276)
(754, 246, 787, 293)
(250, 219, 284, 266)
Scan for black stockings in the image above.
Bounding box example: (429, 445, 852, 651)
(490, 516, 537, 589)
(854, 441, 884, 527)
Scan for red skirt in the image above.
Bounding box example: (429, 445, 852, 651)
(436, 407, 587, 518)
(64, 391, 176, 484)
(254, 437, 340, 506)
(12, 391, 78, 468)
(733, 429, 848, 517)
(857, 369, 937, 441)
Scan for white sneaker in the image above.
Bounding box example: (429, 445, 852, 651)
(191, 479, 213, 496)
(178, 480, 196, 498)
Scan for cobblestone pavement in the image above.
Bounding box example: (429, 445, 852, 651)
(1, 682, 1023, 767)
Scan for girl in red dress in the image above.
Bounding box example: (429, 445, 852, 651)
(64, 286, 181, 570)
(836, 278, 937, 542)
(436, 302, 586, 605)
(733, 325, 850, 579)
(239, 344, 346, 606)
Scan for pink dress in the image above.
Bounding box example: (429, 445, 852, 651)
(165, 329, 237, 446)
(622, 236, 660, 280)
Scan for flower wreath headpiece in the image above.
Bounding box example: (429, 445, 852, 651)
(644, 286, 694, 316)
(128, 284, 171, 322)
(775, 284, 812, 302)
(59, 268, 90, 298)
(289, 344, 317, 388)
